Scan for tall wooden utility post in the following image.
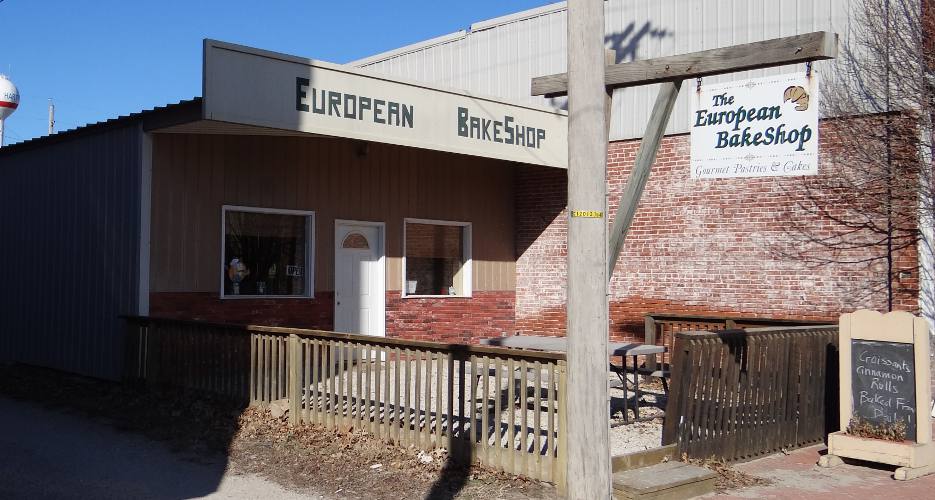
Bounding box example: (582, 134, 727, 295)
(564, 0, 611, 498)
(534, 27, 837, 498)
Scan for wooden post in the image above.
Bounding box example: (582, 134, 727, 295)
(288, 334, 299, 425)
(565, 0, 611, 497)
(607, 80, 682, 276)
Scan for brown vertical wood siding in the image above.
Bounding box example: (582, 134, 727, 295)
(150, 134, 517, 294)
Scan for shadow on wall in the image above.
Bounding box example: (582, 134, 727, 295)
(605, 22, 673, 64)
(545, 22, 673, 111)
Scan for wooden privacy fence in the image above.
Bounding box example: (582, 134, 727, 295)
(662, 325, 839, 462)
(123, 317, 567, 484)
(644, 313, 831, 369)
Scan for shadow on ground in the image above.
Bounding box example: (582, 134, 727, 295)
(0, 364, 244, 499)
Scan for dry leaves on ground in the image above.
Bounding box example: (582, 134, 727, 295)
(0, 364, 555, 499)
(682, 454, 773, 493)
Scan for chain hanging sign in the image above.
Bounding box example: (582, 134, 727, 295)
(690, 72, 819, 179)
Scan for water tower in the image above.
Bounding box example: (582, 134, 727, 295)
(0, 74, 20, 147)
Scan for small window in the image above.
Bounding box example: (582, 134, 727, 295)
(342, 232, 370, 249)
(222, 206, 314, 298)
(403, 219, 472, 297)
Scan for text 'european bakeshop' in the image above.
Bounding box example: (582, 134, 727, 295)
(694, 102, 813, 152)
(457, 107, 546, 149)
(295, 77, 414, 128)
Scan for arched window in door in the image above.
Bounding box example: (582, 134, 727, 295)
(342, 232, 370, 250)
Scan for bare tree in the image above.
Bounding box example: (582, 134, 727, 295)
(782, 0, 934, 313)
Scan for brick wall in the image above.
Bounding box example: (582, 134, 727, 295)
(385, 291, 515, 344)
(150, 292, 335, 330)
(515, 121, 919, 341)
(150, 290, 515, 343)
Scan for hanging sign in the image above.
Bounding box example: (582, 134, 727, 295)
(690, 72, 819, 179)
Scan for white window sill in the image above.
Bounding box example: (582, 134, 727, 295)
(401, 294, 472, 299)
(220, 295, 314, 300)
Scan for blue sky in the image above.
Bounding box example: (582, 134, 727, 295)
(0, 0, 555, 144)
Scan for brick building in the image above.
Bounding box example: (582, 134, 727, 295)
(0, 3, 928, 381)
(355, 0, 927, 341)
(0, 40, 566, 378)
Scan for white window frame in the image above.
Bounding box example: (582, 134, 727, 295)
(402, 217, 472, 299)
(220, 205, 316, 299)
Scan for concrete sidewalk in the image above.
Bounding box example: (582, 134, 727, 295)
(710, 443, 935, 499)
(0, 396, 321, 500)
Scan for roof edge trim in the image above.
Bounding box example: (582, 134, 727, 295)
(348, 30, 468, 67)
(469, 2, 568, 32)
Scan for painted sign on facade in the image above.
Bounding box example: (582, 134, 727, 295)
(202, 40, 568, 169)
(690, 73, 819, 179)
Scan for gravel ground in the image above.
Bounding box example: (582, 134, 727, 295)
(609, 373, 666, 456)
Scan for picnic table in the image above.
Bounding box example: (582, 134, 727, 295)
(480, 335, 666, 421)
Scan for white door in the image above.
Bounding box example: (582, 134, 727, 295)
(334, 222, 385, 336)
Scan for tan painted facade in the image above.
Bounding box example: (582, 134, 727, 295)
(149, 133, 517, 294)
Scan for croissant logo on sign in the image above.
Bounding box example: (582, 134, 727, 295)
(783, 86, 809, 111)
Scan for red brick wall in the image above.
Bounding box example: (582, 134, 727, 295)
(515, 122, 919, 341)
(150, 292, 335, 330)
(150, 290, 515, 343)
(385, 291, 515, 344)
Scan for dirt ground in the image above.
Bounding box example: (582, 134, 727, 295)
(0, 364, 556, 500)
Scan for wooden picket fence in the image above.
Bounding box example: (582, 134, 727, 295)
(123, 317, 567, 485)
(644, 313, 830, 369)
(661, 325, 839, 462)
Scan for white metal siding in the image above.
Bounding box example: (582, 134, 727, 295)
(353, 0, 851, 141)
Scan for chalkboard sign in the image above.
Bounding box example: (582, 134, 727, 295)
(851, 340, 917, 441)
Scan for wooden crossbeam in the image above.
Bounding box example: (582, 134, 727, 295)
(532, 31, 837, 97)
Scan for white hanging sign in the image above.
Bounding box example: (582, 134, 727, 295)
(690, 72, 819, 179)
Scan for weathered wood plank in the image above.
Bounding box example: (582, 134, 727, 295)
(423, 352, 433, 450)
(288, 334, 299, 425)
(607, 79, 682, 277)
(435, 354, 444, 447)
(414, 349, 423, 447)
(393, 348, 401, 443)
(480, 357, 490, 462)
(375, 347, 384, 438)
(532, 31, 838, 96)
(311, 340, 320, 423)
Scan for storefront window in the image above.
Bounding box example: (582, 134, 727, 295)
(222, 206, 314, 298)
(403, 219, 471, 297)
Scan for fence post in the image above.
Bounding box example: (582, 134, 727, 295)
(289, 334, 300, 425)
(645, 315, 658, 371)
(661, 335, 687, 447)
(555, 359, 568, 494)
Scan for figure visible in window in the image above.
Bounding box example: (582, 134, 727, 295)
(227, 258, 251, 295)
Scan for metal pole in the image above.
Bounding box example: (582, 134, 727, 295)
(0, 119, 4, 147)
(565, 0, 610, 497)
(48, 99, 55, 135)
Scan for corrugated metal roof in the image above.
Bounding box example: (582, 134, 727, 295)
(0, 98, 202, 157)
